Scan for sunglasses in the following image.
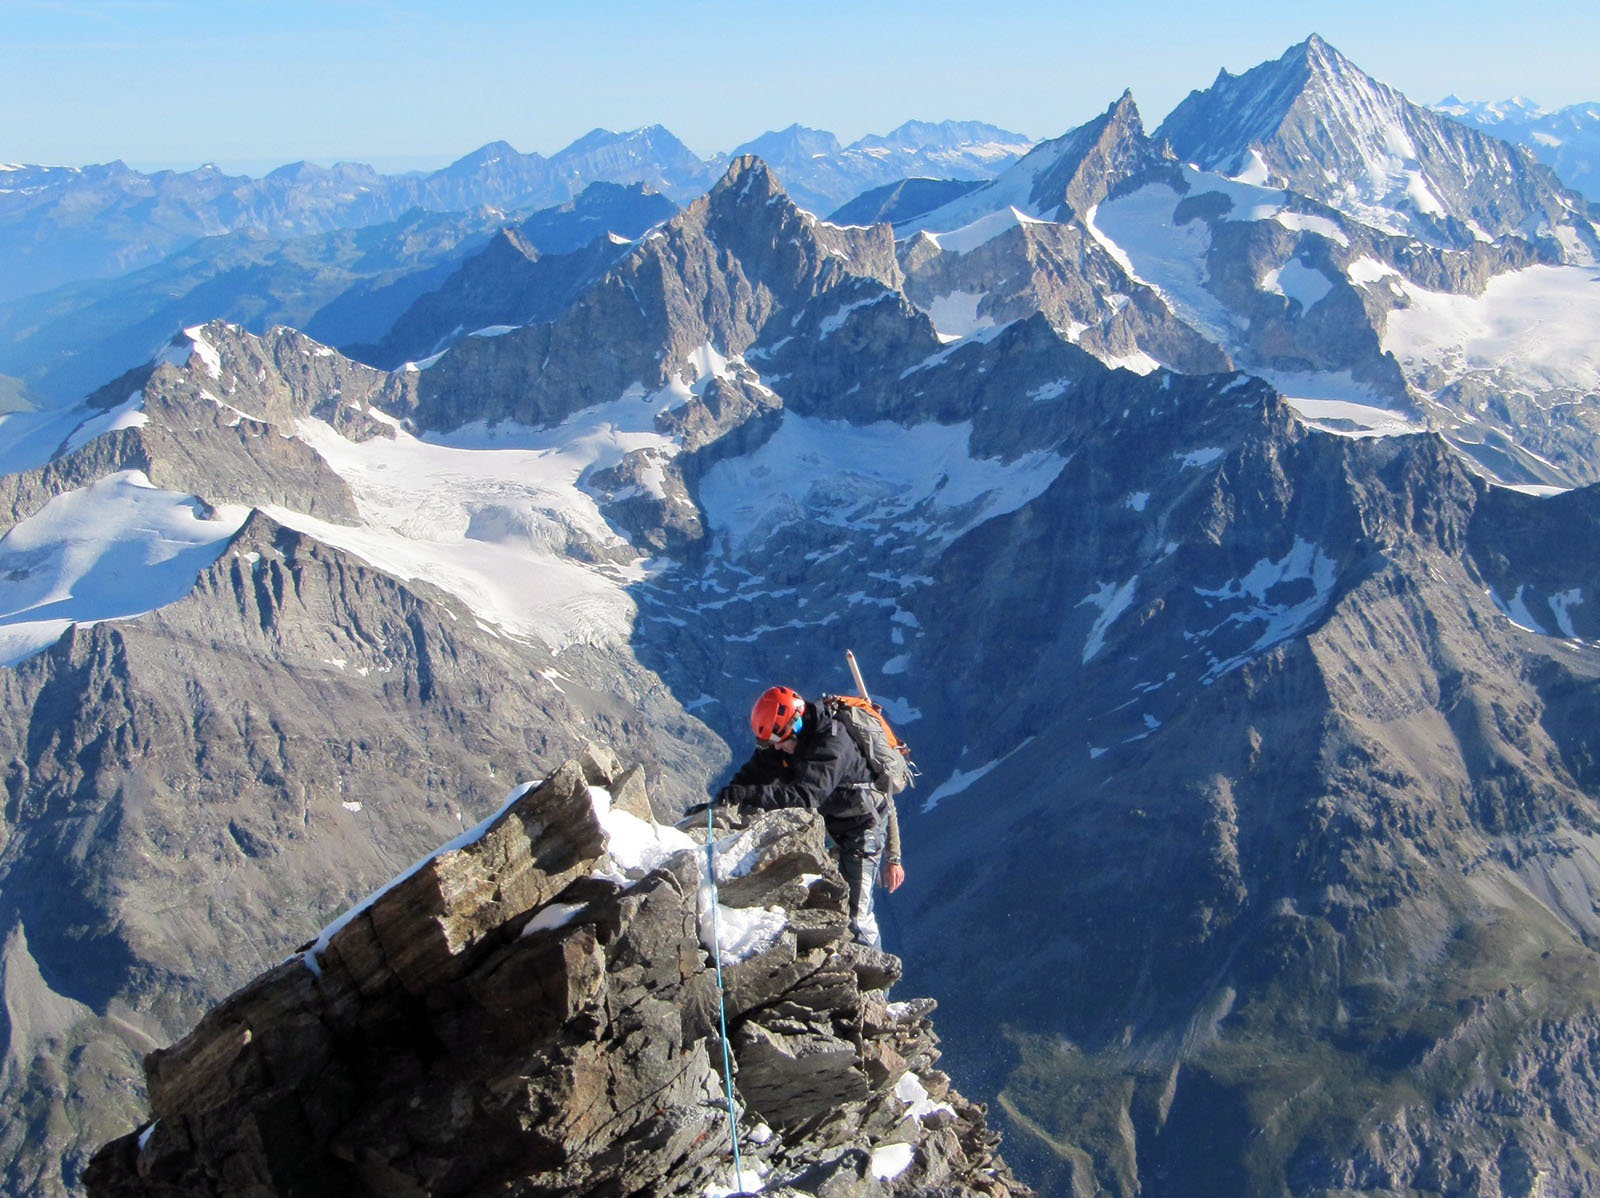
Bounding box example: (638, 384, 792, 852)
(759, 715, 802, 748)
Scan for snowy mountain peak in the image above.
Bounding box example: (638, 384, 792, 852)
(1158, 35, 1382, 178)
(903, 89, 1157, 235)
(852, 119, 1032, 153)
(732, 124, 845, 161)
(444, 140, 532, 172)
(1156, 36, 1597, 256)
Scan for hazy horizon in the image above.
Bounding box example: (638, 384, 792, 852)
(4, 0, 1598, 177)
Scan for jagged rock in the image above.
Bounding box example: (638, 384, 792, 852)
(83, 751, 1030, 1197)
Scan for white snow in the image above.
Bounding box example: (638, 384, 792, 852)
(1282, 396, 1423, 439)
(1490, 585, 1549, 635)
(468, 325, 518, 338)
(894, 1070, 956, 1122)
(1105, 350, 1162, 375)
(1086, 184, 1238, 348)
(921, 738, 1036, 813)
(894, 166, 1047, 240)
(589, 785, 697, 884)
(1028, 379, 1072, 402)
(1404, 171, 1446, 217)
(920, 205, 1044, 255)
(1550, 588, 1583, 639)
(703, 1165, 768, 1197)
(181, 326, 223, 379)
(708, 902, 788, 961)
(870, 1143, 915, 1181)
(1127, 491, 1150, 512)
(0, 393, 150, 478)
(0, 472, 250, 666)
(65, 392, 149, 454)
(819, 293, 892, 337)
(1485, 584, 1589, 642)
(519, 902, 589, 937)
(1256, 370, 1425, 439)
(697, 414, 1066, 554)
(1176, 447, 1226, 469)
(1261, 259, 1333, 310)
(1080, 576, 1139, 663)
(1347, 256, 1397, 285)
(1194, 537, 1338, 678)
(278, 381, 698, 652)
(1232, 148, 1273, 186)
(920, 290, 995, 341)
(1384, 265, 1600, 394)
(1272, 211, 1349, 246)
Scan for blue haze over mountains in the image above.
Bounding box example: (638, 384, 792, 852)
(0, 120, 1031, 407)
(9, 32, 1600, 1198)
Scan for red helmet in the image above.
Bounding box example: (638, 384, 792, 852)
(750, 686, 805, 744)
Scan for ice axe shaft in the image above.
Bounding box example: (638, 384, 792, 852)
(846, 649, 872, 704)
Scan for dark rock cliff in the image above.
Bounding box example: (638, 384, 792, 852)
(83, 747, 1026, 1197)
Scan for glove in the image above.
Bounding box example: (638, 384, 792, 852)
(718, 784, 762, 812)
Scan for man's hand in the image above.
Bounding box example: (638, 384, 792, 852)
(718, 784, 760, 811)
(883, 862, 905, 893)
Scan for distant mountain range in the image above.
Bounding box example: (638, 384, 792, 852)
(7, 80, 1597, 413)
(10, 32, 1600, 1198)
(1434, 94, 1600, 203)
(0, 183, 680, 406)
(0, 120, 1032, 306)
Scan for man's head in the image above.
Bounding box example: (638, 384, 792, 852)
(750, 685, 805, 752)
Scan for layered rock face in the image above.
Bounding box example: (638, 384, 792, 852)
(84, 748, 1023, 1197)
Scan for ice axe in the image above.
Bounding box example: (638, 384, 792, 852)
(846, 648, 873, 704)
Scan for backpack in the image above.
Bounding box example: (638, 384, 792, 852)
(822, 694, 915, 796)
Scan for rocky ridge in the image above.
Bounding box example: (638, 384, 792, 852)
(6, 36, 1600, 1198)
(880, 44, 1600, 489)
(1155, 36, 1598, 259)
(1436, 95, 1600, 204)
(83, 746, 1025, 1197)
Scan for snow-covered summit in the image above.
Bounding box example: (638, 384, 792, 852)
(898, 91, 1157, 236)
(1156, 35, 1597, 257)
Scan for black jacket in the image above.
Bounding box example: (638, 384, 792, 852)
(719, 712, 881, 845)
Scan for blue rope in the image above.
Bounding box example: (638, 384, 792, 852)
(705, 803, 744, 1188)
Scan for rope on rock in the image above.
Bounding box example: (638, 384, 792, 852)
(705, 802, 744, 1186)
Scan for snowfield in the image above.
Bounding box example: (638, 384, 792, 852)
(1384, 264, 1600, 395)
(698, 414, 1067, 553)
(0, 471, 250, 666)
(279, 388, 686, 653)
(0, 391, 148, 479)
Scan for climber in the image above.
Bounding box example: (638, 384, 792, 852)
(715, 685, 904, 947)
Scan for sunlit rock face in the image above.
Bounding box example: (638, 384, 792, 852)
(84, 749, 1028, 1198)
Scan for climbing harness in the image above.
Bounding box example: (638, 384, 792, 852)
(705, 803, 744, 1186)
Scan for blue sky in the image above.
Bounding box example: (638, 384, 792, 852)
(5, 0, 1597, 174)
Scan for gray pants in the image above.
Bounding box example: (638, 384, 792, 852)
(837, 830, 884, 948)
